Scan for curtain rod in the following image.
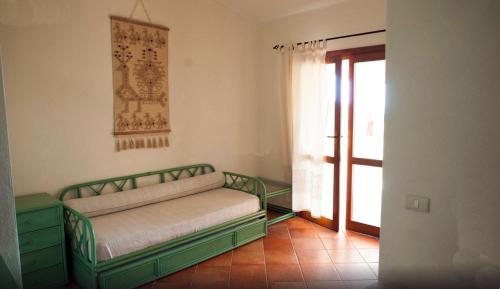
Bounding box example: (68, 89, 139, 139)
(272, 29, 386, 50)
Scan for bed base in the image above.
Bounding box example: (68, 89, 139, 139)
(60, 164, 267, 289)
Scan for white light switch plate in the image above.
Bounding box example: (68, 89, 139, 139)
(406, 195, 430, 213)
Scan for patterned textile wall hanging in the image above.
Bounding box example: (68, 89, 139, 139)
(111, 15, 170, 151)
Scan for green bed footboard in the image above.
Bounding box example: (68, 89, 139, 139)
(223, 171, 267, 210)
(63, 207, 96, 267)
(60, 164, 268, 289)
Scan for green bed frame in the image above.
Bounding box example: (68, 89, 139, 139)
(59, 164, 267, 289)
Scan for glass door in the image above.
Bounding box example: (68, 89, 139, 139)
(318, 45, 385, 235)
(346, 46, 385, 237)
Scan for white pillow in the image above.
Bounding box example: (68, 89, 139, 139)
(64, 172, 225, 217)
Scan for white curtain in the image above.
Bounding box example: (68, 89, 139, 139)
(279, 41, 329, 218)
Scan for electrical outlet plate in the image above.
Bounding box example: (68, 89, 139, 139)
(406, 195, 430, 213)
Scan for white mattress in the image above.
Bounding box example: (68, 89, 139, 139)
(90, 188, 260, 261)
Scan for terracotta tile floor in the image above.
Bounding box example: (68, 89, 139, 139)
(66, 216, 381, 289)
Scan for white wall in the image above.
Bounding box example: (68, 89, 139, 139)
(0, 0, 259, 196)
(256, 0, 386, 181)
(381, 1, 500, 288)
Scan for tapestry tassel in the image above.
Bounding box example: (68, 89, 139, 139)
(115, 135, 169, 151)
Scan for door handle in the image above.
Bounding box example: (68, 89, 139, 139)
(326, 135, 342, 139)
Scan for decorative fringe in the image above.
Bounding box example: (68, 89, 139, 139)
(115, 134, 170, 151)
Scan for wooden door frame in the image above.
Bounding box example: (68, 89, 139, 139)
(326, 44, 385, 237)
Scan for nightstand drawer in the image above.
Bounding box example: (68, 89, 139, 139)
(16, 193, 67, 288)
(21, 245, 63, 274)
(17, 207, 59, 233)
(19, 226, 62, 254)
(22, 264, 65, 289)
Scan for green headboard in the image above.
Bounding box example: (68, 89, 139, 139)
(59, 163, 215, 201)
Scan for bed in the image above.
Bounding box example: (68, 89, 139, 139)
(59, 163, 267, 289)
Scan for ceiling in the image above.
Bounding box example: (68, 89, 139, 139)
(215, 0, 347, 23)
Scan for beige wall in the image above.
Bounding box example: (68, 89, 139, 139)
(381, 0, 500, 288)
(256, 0, 386, 181)
(0, 0, 259, 196)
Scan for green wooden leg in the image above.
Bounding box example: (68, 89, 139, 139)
(71, 258, 98, 289)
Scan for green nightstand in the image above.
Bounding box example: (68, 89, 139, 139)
(259, 177, 295, 225)
(15, 193, 68, 289)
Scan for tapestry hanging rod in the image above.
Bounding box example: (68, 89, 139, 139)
(272, 29, 386, 50)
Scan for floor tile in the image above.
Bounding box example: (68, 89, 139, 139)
(328, 250, 365, 263)
(349, 236, 380, 249)
(268, 221, 289, 229)
(265, 250, 299, 265)
(335, 263, 377, 281)
(263, 237, 294, 251)
(268, 281, 307, 289)
(286, 217, 314, 228)
(191, 266, 230, 289)
(232, 250, 265, 265)
(295, 249, 332, 264)
(268, 226, 291, 239)
(199, 251, 232, 267)
(229, 281, 266, 289)
(154, 281, 191, 289)
(266, 265, 304, 282)
(235, 239, 264, 252)
(321, 238, 354, 249)
(368, 263, 379, 277)
(292, 238, 325, 250)
(313, 226, 343, 239)
(229, 265, 266, 289)
(358, 249, 379, 263)
(230, 264, 266, 281)
(307, 281, 348, 289)
(191, 282, 228, 289)
(301, 264, 341, 281)
(344, 280, 383, 289)
(289, 228, 318, 239)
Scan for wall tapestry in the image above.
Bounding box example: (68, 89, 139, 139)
(111, 15, 170, 151)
